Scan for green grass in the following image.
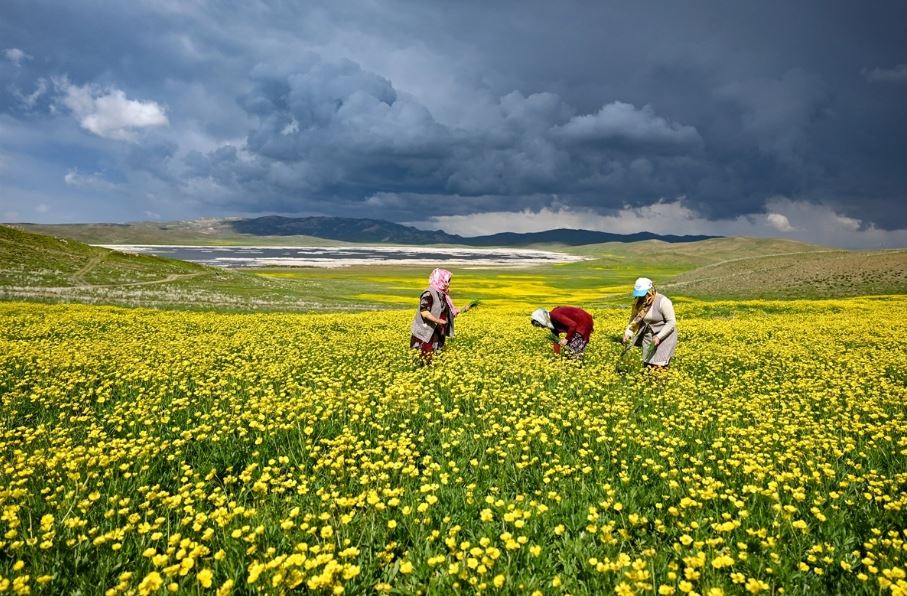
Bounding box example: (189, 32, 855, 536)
(3, 225, 905, 313)
(0, 224, 203, 284)
(662, 249, 907, 299)
(10, 221, 343, 247)
(254, 258, 688, 309)
(0, 225, 341, 311)
(0, 225, 689, 310)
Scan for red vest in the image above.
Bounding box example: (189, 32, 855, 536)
(550, 306, 593, 340)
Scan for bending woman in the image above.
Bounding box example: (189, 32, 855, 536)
(622, 277, 677, 369)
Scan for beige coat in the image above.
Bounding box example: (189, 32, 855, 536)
(626, 293, 677, 365)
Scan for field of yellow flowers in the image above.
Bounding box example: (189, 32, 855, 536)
(1, 298, 906, 595)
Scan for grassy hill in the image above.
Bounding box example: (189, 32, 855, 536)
(1, 224, 204, 285)
(3, 225, 905, 310)
(11, 219, 343, 247)
(662, 248, 907, 299)
(0, 225, 351, 310)
(564, 236, 831, 264)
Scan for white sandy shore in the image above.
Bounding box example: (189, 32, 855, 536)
(98, 245, 588, 268)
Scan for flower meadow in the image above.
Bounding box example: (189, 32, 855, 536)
(0, 298, 905, 595)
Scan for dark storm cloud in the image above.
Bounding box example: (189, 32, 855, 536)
(186, 55, 708, 221)
(1, 0, 907, 236)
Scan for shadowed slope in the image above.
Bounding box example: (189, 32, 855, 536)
(0, 225, 341, 310)
(662, 248, 907, 298)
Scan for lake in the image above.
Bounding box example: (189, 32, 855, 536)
(99, 245, 586, 268)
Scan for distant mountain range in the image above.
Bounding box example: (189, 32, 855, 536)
(231, 216, 718, 245)
(11, 215, 719, 246)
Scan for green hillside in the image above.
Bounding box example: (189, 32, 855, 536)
(0, 225, 341, 310)
(3, 225, 904, 310)
(11, 220, 343, 247)
(263, 239, 906, 306)
(0, 224, 203, 285)
(564, 236, 831, 264)
(662, 248, 907, 298)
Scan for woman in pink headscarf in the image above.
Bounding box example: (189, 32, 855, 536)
(410, 268, 472, 362)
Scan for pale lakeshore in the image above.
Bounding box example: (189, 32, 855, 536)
(97, 244, 588, 268)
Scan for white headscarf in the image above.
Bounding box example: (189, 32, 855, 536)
(531, 308, 554, 330)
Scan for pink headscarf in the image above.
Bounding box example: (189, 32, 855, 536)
(428, 268, 459, 316)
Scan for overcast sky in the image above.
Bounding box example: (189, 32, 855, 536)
(2, 1, 906, 247)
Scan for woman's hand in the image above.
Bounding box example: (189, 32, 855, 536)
(652, 336, 661, 346)
(558, 338, 568, 347)
(421, 311, 447, 326)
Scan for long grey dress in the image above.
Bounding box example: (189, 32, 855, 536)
(634, 293, 677, 365)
